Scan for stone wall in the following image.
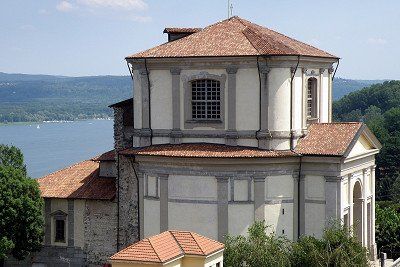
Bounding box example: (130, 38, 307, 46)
(118, 155, 139, 249)
(113, 106, 134, 151)
(84, 200, 118, 266)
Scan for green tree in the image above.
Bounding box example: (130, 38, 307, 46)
(376, 203, 400, 259)
(0, 145, 44, 264)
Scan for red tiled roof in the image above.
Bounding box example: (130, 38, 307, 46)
(37, 160, 115, 200)
(295, 122, 363, 156)
(163, 27, 202, 34)
(120, 143, 297, 158)
(127, 16, 337, 59)
(92, 149, 115, 161)
(110, 230, 224, 263)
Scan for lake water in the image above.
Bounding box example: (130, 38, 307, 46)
(0, 119, 114, 178)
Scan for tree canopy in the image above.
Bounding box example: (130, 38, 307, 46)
(0, 145, 44, 262)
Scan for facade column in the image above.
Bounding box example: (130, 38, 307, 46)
(159, 174, 169, 232)
(225, 66, 238, 146)
(292, 173, 299, 240)
(216, 177, 229, 242)
(140, 68, 151, 147)
(253, 175, 266, 221)
(256, 65, 271, 149)
(324, 176, 341, 226)
(362, 169, 368, 247)
(348, 174, 353, 229)
(370, 165, 377, 258)
(328, 67, 334, 123)
(301, 68, 307, 131)
(44, 199, 51, 245)
(319, 68, 325, 122)
(170, 68, 182, 144)
(67, 199, 74, 247)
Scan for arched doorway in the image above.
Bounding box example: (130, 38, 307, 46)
(353, 181, 363, 243)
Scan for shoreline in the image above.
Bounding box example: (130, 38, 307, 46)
(0, 117, 112, 126)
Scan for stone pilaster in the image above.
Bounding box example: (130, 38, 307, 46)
(170, 68, 182, 144)
(159, 174, 169, 232)
(216, 177, 229, 242)
(140, 68, 151, 146)
(253, 175, 266, 221)
(292, 173, 299, 240)
(257, 65, 271, 149)
(370, 166, 377, 259)
(299, 174, 306, 235)
(225, 66, 238, 146)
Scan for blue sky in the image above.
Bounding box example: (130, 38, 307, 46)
(0, 0, 399, 79)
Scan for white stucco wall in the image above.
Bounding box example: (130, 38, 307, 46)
(305, 175, 325, 200)
(236, 68, 259, 131)
(132, 69, 142, 129)
(264, 203, 293, 240)
(169, 175, 217, 201)
(99, 161, 116, 177)
(305, 203, 325, 238)
(266, 175, 293, 199)
(74, 200, 85, 248)
(150, 69, 173, 129)
(169, 203, 218, 240)
(320, 74, 330, 122)
(228, 204, 254, 236)
(293, 72, 303, 131)
(144, 199, 160, 238)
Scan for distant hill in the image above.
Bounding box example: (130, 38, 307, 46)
(0, 72, 387, 123)
(333, 77, 386, 100)
(0, 73, 132, 123)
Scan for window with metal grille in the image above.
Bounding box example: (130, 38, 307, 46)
(191, 79, 221, 120)
(307, 78, 317, 118)
(55, 219, 65, 242)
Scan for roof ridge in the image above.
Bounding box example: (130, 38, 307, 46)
(168, 231, 185, 257)
(189, 232, 206, 255)
(148, 235, 163, 263)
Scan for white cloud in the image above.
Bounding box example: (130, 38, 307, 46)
(367, 37, 387, 45)
(19, 25, 36, 31)
(56, 1, 74, 12)
(77, 0, 148, 10)
(130, 15, 152, 22)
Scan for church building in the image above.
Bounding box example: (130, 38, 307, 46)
(30, 16, 381, 266)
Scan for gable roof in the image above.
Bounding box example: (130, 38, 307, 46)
(295, 122, 375, 156)
(37, 160, 116, 200)
(120, 143, 296, 158)
(127, 16, 337, 59)
(92, 149, 115, 162)
(110, 230, 224, 264)
(108, 98, 133, 108)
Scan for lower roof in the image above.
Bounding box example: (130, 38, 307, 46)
(37, 160, 116, 200)
(120, 143, 297, 158)
(110, 230, 224, 264)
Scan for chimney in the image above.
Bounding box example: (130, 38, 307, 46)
(163, 28, 202, 42)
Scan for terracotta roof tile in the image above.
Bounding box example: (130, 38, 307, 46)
(295, 122, 363, 156)
(120, 143, 297, 158)
(110, 230, 224, 263)
(37, 160, 116, 200)
(92, 149, 115, 161)
(127, 16, 337, 59)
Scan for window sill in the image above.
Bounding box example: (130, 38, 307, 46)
(307, 117, 319, 124)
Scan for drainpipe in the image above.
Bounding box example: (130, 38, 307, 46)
(256, 56, 262, 139)
(128, 156, 141, 240)
(297, 155, 303, 239)
(290, 56, 300, 151)
(116, 152, 120, 250)
(144, 58, 153, 146)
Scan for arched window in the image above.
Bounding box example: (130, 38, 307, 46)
(307, 78, 318, 118)
(191, 79, 221, 120)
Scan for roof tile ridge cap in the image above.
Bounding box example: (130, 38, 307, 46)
(189, 232, 206, 255)
(169, 230, 185, 256)
(240, 17, 335, 57)
(91, 149, 115, 161)
(37, 159, 94, 181)
(147, 234, 164, 263)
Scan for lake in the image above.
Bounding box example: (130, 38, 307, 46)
(0, 119, 114, 178)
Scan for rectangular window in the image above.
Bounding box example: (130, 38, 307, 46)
(191, 79, 221, 120)
(55, 219, 65, 242)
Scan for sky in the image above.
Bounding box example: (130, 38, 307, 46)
(0, 0, 399, 80)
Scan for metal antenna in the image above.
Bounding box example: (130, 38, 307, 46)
(230, 2, 233, 17)
(227, 0, 230, 19)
